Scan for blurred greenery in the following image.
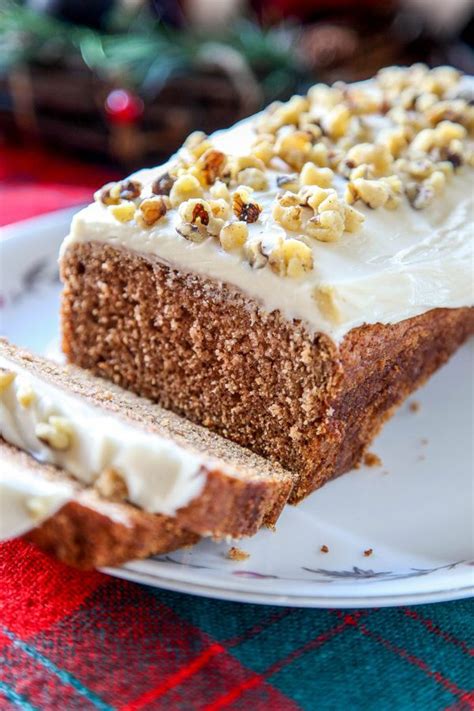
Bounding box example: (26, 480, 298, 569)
(0, 1, 307, 102)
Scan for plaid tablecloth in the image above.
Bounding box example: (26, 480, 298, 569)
(1, 146, 473, 711)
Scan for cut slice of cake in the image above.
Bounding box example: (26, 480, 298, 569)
(60, 64, 474, 502)
(1, 442, 198, 569)
(0, 339, 293, 559)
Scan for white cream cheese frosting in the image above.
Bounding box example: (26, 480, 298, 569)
(63, 73, 474, 342)
(0, 463, 72, 539)
(0, 356, 208, 536)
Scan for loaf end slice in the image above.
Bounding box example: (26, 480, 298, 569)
(2, 441, 198, 569)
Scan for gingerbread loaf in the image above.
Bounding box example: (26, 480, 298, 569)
(60, 64, 474, 502)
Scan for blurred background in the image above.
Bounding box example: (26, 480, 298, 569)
(0, 0, 473, 222)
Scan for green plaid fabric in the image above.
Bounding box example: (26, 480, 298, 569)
(1, 540, 473, 710)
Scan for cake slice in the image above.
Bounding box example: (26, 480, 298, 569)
(60, 64, 474, 501)
(1, 442, 198, 569)
(0, 339, 293, 557)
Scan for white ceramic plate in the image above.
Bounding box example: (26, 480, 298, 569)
(1, 208, 473, 608)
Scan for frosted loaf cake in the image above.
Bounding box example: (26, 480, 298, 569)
(60, 64, 474, 501)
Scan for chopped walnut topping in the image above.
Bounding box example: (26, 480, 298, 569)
(380, 127, 411, 158)
(269, 237, 314, 278)
(342, 143, 393, 178)
(209, 198, 231, 220)
(322, 104, 351, 139)
(406, 184, 433, 210)
(118, 179, 142, 201)
(152, 172, 175, 196)
(345, 176, 402, 210)
(210, 180, 231, 201)
(274, 131, 313, 170)
(256, 96, 309, 135)
(176, 222, 208, 243)
(308, 83, 344, 110)
(344, 204, 365, 232)
(219, 221, 248, 252)
(96, 182, 121, 206)
(236, 167, 268, 191)
(307, 210, 344, 242)
(97, 180, 142, 206)
(192, 202, 210, 225)
(232, 187, 262, 223)
(410, 121, 467, 157)
(303, 186, 364, 241)
(183, 131, 212, 160)
(314, 285, 342, 323)
(276, 174, 299, 191)
(179, 198, 211, 226)
(345, 86, 381, 115)
(243, 240, 268, 269)
(95, 468, 128, 501)
(17, 384, 36, 408)
(230, 155, 266, 180)
(272, 192, 307, 232)
(0, 369, 16, 392)
(178, 198, 224, 236)
(196, 149, 227, 186)
(300, 162, 333, 188)
(25, 497, 54, 522)
(93, 65, 471, 282)
(136, 196, 168, 227)
(310, 142, 330, 168)
(110, 201, 136, 223)
(169, 174, 203, 207)
(36, 416, 73, 451)
(252, 138, 274, 164)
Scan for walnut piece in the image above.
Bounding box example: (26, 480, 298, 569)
(0, 369, 16, 392)
(36, 416, 73, 451)
(17, 384, 36, 408)
(95, 468, 128, 501)
(136, 196, 168, 227)
(232, 187, 262, 223)
(176, 222, 208, 243)
(269, 237, 314, 278)
(152, 172, 175, 196)
(243, 240, 268, 269)
(219, 221, 248, 252)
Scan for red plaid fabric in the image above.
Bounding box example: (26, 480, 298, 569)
(0, 146, 473, 711)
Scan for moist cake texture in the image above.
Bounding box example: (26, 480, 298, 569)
(61, 64, 474, 501)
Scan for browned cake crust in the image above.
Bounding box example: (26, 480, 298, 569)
(2, 441, 198, 569)
(1, 340, 292, 537)
(61, 241, 474, 502)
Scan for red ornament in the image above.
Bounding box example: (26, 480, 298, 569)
(105, 89, 144, 125)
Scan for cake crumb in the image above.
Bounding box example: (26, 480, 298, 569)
(363, 452, 382, 467)
(363, 548, 373, 557)
(320, 544, 329, 553)
(227, 546, 250, 561)
(409, 400, 420, 413)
